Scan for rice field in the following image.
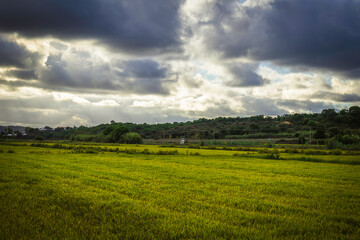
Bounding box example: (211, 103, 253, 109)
(0, 142, 359, 239)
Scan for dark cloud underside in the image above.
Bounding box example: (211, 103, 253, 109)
(312, 91, 360, 102)
(202, 0, 360, 76)
(38, 53, 173, 94)
(226, 62, 268, 87)
(0, 37, 37, 67)
(0, 0, 184, 52)
(4, 69, 36, 79)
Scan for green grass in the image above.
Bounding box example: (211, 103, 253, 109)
(0, 142, 360, 239)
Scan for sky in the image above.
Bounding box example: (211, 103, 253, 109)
(0, 0, 360, 127)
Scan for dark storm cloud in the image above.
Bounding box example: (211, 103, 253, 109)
(203, 0, 360, 76)
(116, 59, 174, 94)
(312, 91, 360, 102)
(0, 0, 184, 53)
(37, 53, 173, 94)
(0, 37, 37, 67)
(5, 69, 36, 80)
(119, 60, 168, 79)
(226, 63, 268, 87)
(342, 68, 360, 79)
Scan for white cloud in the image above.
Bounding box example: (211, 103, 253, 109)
(93, 99, 119, 107)
(53, 92, 91, 105)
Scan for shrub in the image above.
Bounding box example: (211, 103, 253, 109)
(74, 134, 94, 142)
(222, 146, 232, 150)
(265, 152, 280, 160)
(303, 149, 326, 155)
(264, 149, 281, 159)
(297, 135, 306, 144)
(326, 139, 341, 150)
(157, 150, 178, 155)
(284, 148, 300, 154)
(314, 128, 326, 139)
(339, 134, 357, 145)
(7, 149, 15, 153)
(326, 127, 341, 138)
(266, 141, 274, 148)
(190, 152, 201, 156)
(206, 146, 217, 150)
(142, 149, 151, 155)
(257, 148, 271, 154)
(34, 135, 44, 141)
(188, 144, 200, 149)
(121, 132, 143, 144)
(329, 149, 342, 155)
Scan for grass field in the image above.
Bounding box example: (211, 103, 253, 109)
(1, 142, 359, 239)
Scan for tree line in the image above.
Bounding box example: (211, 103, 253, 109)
(1, 106, 359, 148)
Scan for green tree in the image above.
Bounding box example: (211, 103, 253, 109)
(307, 120, 317, 127)
(34, 135, 44, 141)
(110, 125, 129, 142)
(25, 127, 31, 135)
(7, 128, 13, 135)
(349, 106, 360, 118)
(121, 132, 143, 144)
(314, 128, 326, 139)
(103, 125, 114, 135)
(349, 106, 360, 126)
(297, 135, 306, 144)
(321, 109, 337, 119)
(326, 127, 340, 138)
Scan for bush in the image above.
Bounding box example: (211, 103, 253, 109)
(314, 129, 326, 139)
(303, 149, 326, 155)
(297, 135, 306, 144)
(157, 150, 178, 155)
(284, 148, 300, 154)
(266, 141, 274, 148)
(265, 149, 281, 159)
(74, 134, 94, 142)
(326, 127, 341, 138)
(34, 135, 44, 141)
(329, 149, 342, 155)
(326, 139, 341, 150)
(110, 125, 130, 142)
(257, 148, 271, 154)
(121, 132, 143, 144)
(7, 149, 15, 153)
(339, 134, 358, 145)
(188, 144, 200, 149)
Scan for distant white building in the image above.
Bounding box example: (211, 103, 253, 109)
(180, 138, 185, 144)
